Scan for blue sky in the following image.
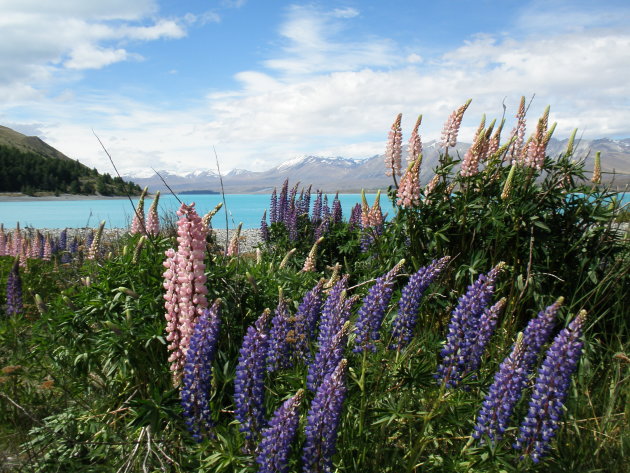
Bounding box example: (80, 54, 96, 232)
(1, 0, 629, 176)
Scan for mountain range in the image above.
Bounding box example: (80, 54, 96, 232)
(126, 138, 630, 194)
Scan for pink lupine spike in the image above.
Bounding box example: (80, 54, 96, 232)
(385, 113, 403, 180)
(524, 106, 551, 171)
(302, 237, 324, 272)
(130, 186, 148, 235)
(440, 99, 472, 151)
(509, 96, 527, 164)
(43, 234, 52, 261)
(407, 114, 423, 164)
(226, 222, 243, 257)
(145, 191, 160, 237)
(397, 155, 422, 208)
(0, 224, 6, 256)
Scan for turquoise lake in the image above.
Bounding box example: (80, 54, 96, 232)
(0, 193, 394, 230)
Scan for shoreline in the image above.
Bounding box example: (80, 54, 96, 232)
(0, 193, 131, 202)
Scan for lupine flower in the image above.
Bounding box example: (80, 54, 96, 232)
(353, 260, 405, 353)
(163, 203, 209, 382)
(235, 309, 271, 449)
(132, 235, 147, 264)
(279, 248, 297, 269)
(295, 280, 325, 358)
(302, 237, 324, 272)
(278, 179, 289, 223)
(487, 118, 504, 158)
(385, 113, 403, 179)
(314, 218, 329, 240)
(515, 310, 588, 463)
(202, 202, 223, 230)
(146, 191, 161, 236)
(0, 224, 6, 256)
(58, 228, 67, 252)
(464, 298, 506, 375)
(322, 195, 330, 221)
(307, 321, 350, 393)
(460, 115, 488, 177)
(436, 263, 505, 388)
(348, 203, 362, 230)
(312, 191, 323, 223)
(440, 99, 472, 150)
(509, 96, 527, 164)
(11, 223, 22, 257)
(267, 290, 294, 372)
(397, 156, 422, 208)
(256, 390, 304, 473)
(317, 275, 349, 346)
(303, 359, 348, 473)
(331, 193, 342, 224)
(390, 256, 450, 349)
(524, 106, 551, 171)
(473, 332, 527, 443)
(472, 298, 563, 443)
(181, 299, 222, 442)
(260, 210, 270, 242)
(43, 234, 52, 261)
(592, 151, 602, 184)
(270, 188, 278, 224)
(6, 258, 23, 316)
(87, 221, 106, 260)
(565, 128, 577, 156)
(501, 164, 516, 200)
(226, 223, 243, 257)
(407, 114, 423, 164)
(130, 187, 148, 234)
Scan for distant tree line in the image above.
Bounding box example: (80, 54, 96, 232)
(0, 145, 142, 196)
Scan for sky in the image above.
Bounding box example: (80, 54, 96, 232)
(1, 0, 629, 176)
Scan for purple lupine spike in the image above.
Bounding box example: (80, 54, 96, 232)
(267, 291, 294, 372)
(302, 184, 312, 216)
(260, 210, 270, 242)
(348, 203, 362, 230)
(270, 188, 278, 224)
(235, 309, 271, 450)
(436, 263, 505, 388)
(317, 275, 349, 344)
(473, 332, 527, 443)
(353, 260, 405, 353)
(331, 193, 342, 224)
(288, 182, 299, 210)
(181, 299, 222, 442)
(390, 256, 450, 349)
(278, 179, 289, 224)
(322, 195, 330, 220)
(85, 230, 94, 251)
(463, 297, 506, 376)
(303, 359, 348, 473)
(312, 191, 322, 223)
(58, 229, 67, 251)
(294, 280, 325, 361)
(256, 390, 304, 473)
(515, 310, 588, 463)
(287, 206, 299, 241)
(38, 232, 45, 259)
(6, 258, 23, 316)
(520, 297, 563, 379)
(307, 321, 349, 393)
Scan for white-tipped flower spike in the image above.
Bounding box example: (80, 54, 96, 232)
(592, 151, 602, 184)
(302, 237, 324, 272)
(279, 248, 297, 269)
(130, 187, 148, 235)
(87, 221, 106, 260)
(202, 202, 223, 230)
(385, 113, 403, 179)
(407, 114, 423, 164)
(226, 222, 243, 257)
(509, 96, 527, 164)
(566, 128, 578, 156)
(146, 191, 161, 236)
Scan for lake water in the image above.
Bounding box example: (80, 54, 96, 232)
(0, 193, 395, 230)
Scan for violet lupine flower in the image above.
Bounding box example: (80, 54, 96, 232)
(322, 195, 330, 221)
(146, 191, 161, 237)
(303, 359, 348, 473)
(407, 114, 423, 164)
(235, 309, 271, 449)
(385, 113, 403, 179)
(331, 193, 342, 224)
(301, 185, 312, 216)
(440, 99, 472, 151)
(130, 187, 148, 235)
(181, 299, 222, 442)
(84, 230, 94, 252)
(317, 275, 349, 345)
(58, 229, 67, 252)
(6, 259, 23, 316)
(294, 280, 325, 359)
(473, 332, 527, 443)
(515, 310, 588, 463)
(267, 292, 294, 372)
(520, 297, 563, 379)
(269, 188, 278, 225)
(312, 191, 322, 223)
(278, 179, 289, 224)
(436, 263, 505, 388)
(307, 321, 349, 393)
(314, 219, 329, 240)
(260, 210, 270, 242)
(69, 236, 78, 255)
(463, 297, 506, 376)
(287, 206, 299, 241)
(348, 203, 362, 230)
(390, 256, 450, 349)
(397, 156, 422, 208)
(353, 260, 405, 353)
(163, 203, 209, 382)
(256, 390, 304, 473)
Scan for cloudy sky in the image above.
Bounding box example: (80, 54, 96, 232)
(1, 0, 629, 176)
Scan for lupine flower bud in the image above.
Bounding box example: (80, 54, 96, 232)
(565, 128, 577, 156)
(515, 310, 588, 462)
(440, 99, 472, 150)
(390, 256, 450, 349)
(202, 202, 223, 230)
(256, 390, 304, 473)
(146, 191, 161, 236)
(279, 248, 297, 269)
(87, 221, 106, 260)
(226, 223, 243, 257)
(501, 164, 516, 200)
(592, 151, 602, 184)
(181, 299, 222, 442)
(130, 187, 147, 234)
(302, 237, 324, 272)
(235, 308, 271, 450)
(385, 113, 403, 179)
(6, 258, 23, 316)
(132, 235, 147, 264)
(353, 260, 405, 353)
(436, 263, 505, 388)
(303, 359, 348, 473)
